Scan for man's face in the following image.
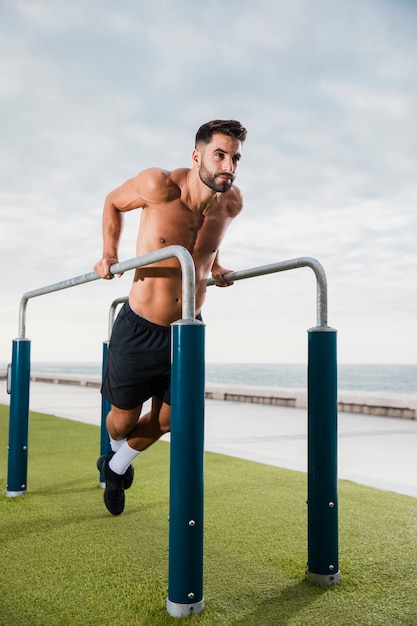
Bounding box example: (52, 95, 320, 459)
(196, 133, 242, 193)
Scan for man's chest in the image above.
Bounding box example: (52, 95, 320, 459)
(141, 204, 231, 251)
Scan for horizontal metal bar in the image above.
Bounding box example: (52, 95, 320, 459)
(207, 257, 328, 327)
(18, 245, 195, 338)
(107, 257, 329, 333)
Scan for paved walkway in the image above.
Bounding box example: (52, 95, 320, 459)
(1, 381, 416, 498)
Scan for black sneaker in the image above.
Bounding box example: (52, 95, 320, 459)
(123, 463, 134, 490)
(97, 453, 134, 490)
(96, 453, 133, 516)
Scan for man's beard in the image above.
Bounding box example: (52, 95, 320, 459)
(199, 164, 234, 193)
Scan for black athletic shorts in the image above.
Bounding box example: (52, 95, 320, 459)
(102, 301, 171, 410)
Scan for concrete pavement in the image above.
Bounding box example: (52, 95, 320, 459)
(1, 380, 416, 498)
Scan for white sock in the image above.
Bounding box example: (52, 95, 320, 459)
(109, 436, 126, 452)
(109, 441, 141, 475)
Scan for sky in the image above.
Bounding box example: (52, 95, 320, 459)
(1, 0, 416, 366)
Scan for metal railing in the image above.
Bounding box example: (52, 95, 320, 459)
(18, 245, 196, 338)
(207, 256, 328, 326)
(106, 256, 328, 338)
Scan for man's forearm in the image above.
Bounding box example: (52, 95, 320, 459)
(101, 199, 124, 259)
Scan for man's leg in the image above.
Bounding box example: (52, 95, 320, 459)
(98, 398, 170, 515)
(127, 397, 171, 450)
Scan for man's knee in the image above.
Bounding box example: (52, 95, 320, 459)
(107, 405, 141, 438)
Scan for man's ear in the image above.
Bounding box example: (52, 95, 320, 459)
(192, 148, 201, 167)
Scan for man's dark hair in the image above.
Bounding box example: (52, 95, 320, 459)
(195, 119, 247, 147)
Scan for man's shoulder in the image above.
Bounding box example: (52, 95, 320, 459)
(137, 167, 189, 203)
(141, 167, 189, 182)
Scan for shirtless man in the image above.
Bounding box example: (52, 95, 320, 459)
(94, 119, 247, 515)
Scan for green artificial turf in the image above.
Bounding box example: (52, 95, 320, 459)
(0, 405, 416, 625)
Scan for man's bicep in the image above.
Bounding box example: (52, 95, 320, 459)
(107, 177, 148, 212)
(109, 168, 175, 211)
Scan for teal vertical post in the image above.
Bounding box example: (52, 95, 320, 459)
(166, 319, 205, 618)
(6, 338, 31, 497)
(306, 326, 340, 585)
(99, 341, 111, 486)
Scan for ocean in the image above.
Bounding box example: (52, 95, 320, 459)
(2, 361, 415, 394)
